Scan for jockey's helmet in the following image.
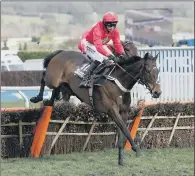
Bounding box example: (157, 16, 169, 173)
(103, 12, 118, 27)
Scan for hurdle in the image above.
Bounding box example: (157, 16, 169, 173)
(124, 100, 149, 150)
(30, 106, 53, 157)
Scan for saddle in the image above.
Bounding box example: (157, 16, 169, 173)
(75, 59, 115, 87)
(93, 60, 116, 86)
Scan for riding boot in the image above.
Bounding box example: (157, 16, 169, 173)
(79, 60, 101, 88)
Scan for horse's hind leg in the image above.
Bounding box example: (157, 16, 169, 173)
(43, 83, 73, 106)
(57, 83, 72, 101)
(43, 86, 61, 106)
(30, 71, 46, 103)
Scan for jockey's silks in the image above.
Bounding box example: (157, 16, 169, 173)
(78, 21, 124, 56)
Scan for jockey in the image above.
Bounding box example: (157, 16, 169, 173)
(78, 12, 128, 88)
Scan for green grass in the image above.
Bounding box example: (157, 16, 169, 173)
(1, 147, 194, 176)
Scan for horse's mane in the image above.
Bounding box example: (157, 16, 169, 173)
(118, 55, 144, 70)
(119, 55, 142, 64)
(117, 40, 144, 72)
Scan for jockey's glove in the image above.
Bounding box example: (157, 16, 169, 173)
(119, 53, 129, 61)
(108, 55, 120, 63)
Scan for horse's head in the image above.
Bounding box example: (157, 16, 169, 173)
(139, 52, 162, 98)
(116, 40, 162, 98)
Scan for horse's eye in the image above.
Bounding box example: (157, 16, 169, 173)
(146, 65, 150, 70)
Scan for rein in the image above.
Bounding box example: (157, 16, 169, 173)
(114, 60, 155, 93)
(110, 41, 157, 93)
(115, 62, 141, 83)
(112, 42, 143, 83)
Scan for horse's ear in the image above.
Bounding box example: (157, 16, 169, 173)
(154, 53, 159, 60)
(144, 53, 149, 60)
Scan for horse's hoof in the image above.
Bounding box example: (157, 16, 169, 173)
(136, 146, 141, 157)
(43, 100, 54, 106)
(132, 145, 141, 157)
(118, 160, 124, 166)
(30, 96, 43, 103)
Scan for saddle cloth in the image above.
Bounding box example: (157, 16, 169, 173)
(74, 62, 91, 79)
(74, 61, 115, 87)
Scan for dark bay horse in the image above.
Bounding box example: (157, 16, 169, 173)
(30, 41, 162, 165)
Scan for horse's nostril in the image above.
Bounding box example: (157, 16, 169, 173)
(153, 91, 161, 96)
(153, 91, 161, 97)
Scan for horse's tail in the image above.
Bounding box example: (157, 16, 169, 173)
(43, 50, 63, 68)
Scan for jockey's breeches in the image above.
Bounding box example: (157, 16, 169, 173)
(79, 39, 114, 62)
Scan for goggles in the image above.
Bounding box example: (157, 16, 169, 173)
(104, 22, 117, 27)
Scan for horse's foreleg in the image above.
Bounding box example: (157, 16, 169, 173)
(43, 86, 61, 106)
(108, 104, 140, 165)
(118, 92, 132, 164)
(118, 110, 130, 166)
(118, 128, 126, 165)
(30, 71, 46, 103)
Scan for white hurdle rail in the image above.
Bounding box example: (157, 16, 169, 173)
(1, 86, 50, 108)
(130, 46, 194, 105)
(138, 46, 194, 73)
(1, 86, 81, 108)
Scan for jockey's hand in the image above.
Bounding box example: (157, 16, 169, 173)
(119, 53, 129, 61)
(108, 55, 120, 63)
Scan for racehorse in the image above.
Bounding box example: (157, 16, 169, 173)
(30, 41, 162, 165)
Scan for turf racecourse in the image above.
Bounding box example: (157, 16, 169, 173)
(2, 147, 194, 176)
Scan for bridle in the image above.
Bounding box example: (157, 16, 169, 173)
(138, 66, 159, 93)
(115, 41, 159, 93)
(115, 62, 156, 93)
